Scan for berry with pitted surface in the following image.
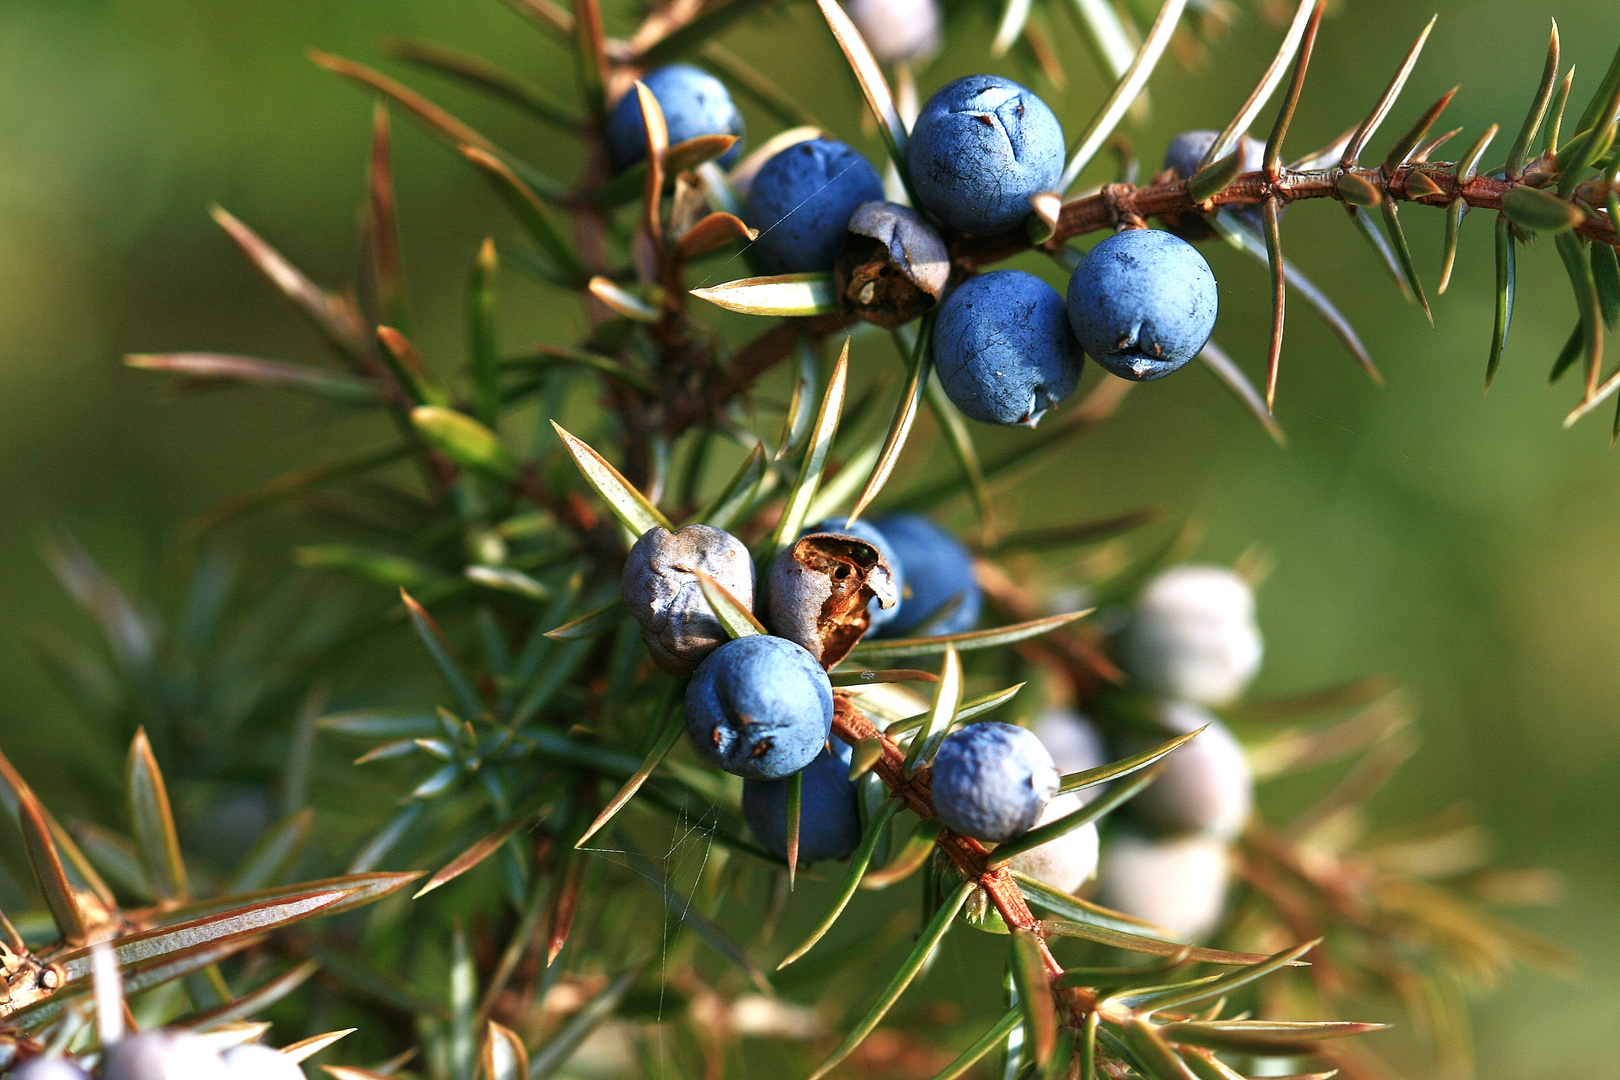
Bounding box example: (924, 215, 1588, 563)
(930, 722, 1059, 842)
(933, 269, 1084, 426)
(1066, 228, 1218, 382)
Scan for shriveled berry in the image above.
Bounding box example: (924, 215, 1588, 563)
(684, 636, 833, 780)
(908, 75, 1064, 235)
(743, 738, 862, 864)
(843, 0, 940, 65)
(221, 1043, 304, 1080)
(1095, 830, 1230, 942)
(930, 722, 1059, 842)
(1120, 564, 1262, 705)
(622, 524, 755, 675)
(606, 64, 744, 172)
(871, 514, 979, 637)
(743, 139, 884, 275)
(933, 270, 1084, 426)
(1003, 792, 1098, 894)
(835, 201, 949, 328)
(1119, 701, 1252, 841)
(1066, 229, 1218, 382)
(765, 528, 899, 667)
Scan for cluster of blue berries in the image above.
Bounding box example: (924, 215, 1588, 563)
(622, 515, 982, 864)
(605, 65, 1226, 427)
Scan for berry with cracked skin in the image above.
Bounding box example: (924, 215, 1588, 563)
(843, 0, 941, 65)
(743, 139, 884, 275)
(908, 75, 1064, 235)
(933, 269, 1084, 426)
(765, 528, 900, 667)
(805, 517, 905, 632)
(622, 524, 756, 675)
(684, 635, 834, 780)
(1159, 130, 1270, 239)
(1032, 707, 1107, 802)
(1118, 700, 1252, 841)
(104, 1033, 227, 1080)
(1119, 564, 1262, 705)
(13, 1059, 92, 1080)
(222, 1044, 304, 1080)
(870, 514, 980, 637)
(930, 722, 1059, 842)
(835, 201, 950, 328)
(606, 64, 744, 172)
(1003, 791, 1098, 894)
(1066, 229, 1218, 382)
(743, 737, 863, 864)
(1095, 829, 1230, 942)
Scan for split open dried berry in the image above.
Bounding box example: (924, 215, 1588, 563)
(765, 529, 898, 667)
(835, 201, 950, 328)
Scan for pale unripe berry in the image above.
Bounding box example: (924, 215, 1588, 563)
(1120, 565, 1263, 705)
(843, 0, 941, 65)
(1032, 707, 1107, 800)
(222, 1043, 304, 1080)
(1004, 792, 1098, 894)
(12, 1058, 91, 1080)
(1122, 701, 1252, 840)
(1095, 831, 1230, 942)
(103, 1032, 228, 1080)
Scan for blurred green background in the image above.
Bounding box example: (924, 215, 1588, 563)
(0, 0, 1615, 1075)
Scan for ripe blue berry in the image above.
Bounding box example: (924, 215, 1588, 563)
(1095, 830, 1230, 942)
(844, 0, 941, 65)
(933, 269, 1084, 426)
(908, 75, 1064, 235)
(1159, 130, 1268, 239)
(1066, 229, 1218, 381)
(743, 139, 884, 275)
(930, 722, 1059, 842)
(606, 64, 744, 172)
(1120, 565, 1262, 705)
(743, 737, 863, 864)
(871, 514, 980, 637)
(684, 635, 833, 780)
(622, 524, 755, 675)
(1003, 792, 1098, 894)
(1120, 701, 1252, 840)
(805, 517, 905, 632)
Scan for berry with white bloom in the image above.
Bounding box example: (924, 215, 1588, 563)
(1119, 565, 1263, 706)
